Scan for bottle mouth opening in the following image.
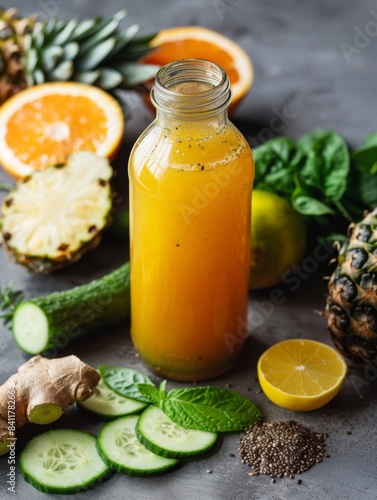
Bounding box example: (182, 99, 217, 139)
(151, 58, 232, 117)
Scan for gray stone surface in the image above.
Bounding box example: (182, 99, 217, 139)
(0, 0, 377, 499)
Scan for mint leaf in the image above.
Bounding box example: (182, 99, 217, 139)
(161, 387, 262, 432)
(99, 365, 153, 403)
(159, 380, 167, 399)
(138, 383, 161, 405)
(137, 380, 167, 405)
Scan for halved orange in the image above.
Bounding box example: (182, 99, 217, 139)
(257, 339, 347, 411)
(141, 26, 254, 114)
(0, 82, 124, 178)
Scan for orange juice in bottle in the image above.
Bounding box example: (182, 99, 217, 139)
(129, 59, 254, 381)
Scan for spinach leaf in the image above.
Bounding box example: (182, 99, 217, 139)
(364, 131, 377, 147)
(253, 138, 303, 197)
(348, 170, 377, 208)
(99, 365, 153, 402)
(160, 386, 262, 432)
(292, 188, 335, 215)
(352, 145, 377, 174)
(298, 130, 350, 201)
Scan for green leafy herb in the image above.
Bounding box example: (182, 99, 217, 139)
(292, 188, 336, 216)
(99, 365, 153, 403)
(253, 129, 377, 244)
(138, 383, 262, 432)
(298, 130, 349, 201)
(364, 131, 377, 147)
(137, 383, 161, 406)
(352, 145, 377, 174)
(253, 137, 303, 197)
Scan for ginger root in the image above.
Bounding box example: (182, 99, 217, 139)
(0, 355, 99, 453)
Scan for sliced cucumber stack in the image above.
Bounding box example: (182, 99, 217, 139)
(136, 405, 218, 458)
(20, 429, 109, 494)
(78, 376, 147, 420)
(97, 415, 179, 476)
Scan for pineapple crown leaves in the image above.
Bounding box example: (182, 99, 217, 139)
(0, 283, 24, 326)
(24, 9, 159, 89)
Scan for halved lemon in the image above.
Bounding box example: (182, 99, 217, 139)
(141, 26, 254, 113)
(0, 82, 124, 178)
(257, 339, 347, 411)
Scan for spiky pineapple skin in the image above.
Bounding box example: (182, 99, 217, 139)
(2, 230, 106, 274)
(325, 208, 377, 367)
(0, 7, 34, 102)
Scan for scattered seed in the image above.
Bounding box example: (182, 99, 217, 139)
(207, 469, 213, 474)
(229, 453, 236, 458)
(256, 389, 262, 394)
(297, 479, 302, 485)
(238, 421, 328, 480)
(346, 431, 352, 435)
(225, 383, 232, 388)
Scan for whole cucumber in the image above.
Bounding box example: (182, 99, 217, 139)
(12, 263, 130, 356)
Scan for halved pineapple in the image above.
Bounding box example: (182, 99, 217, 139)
(0, 152, 113, 273)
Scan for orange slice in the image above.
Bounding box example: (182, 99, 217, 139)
(141, 26, 254, 113)
(257, 339, 347, 411)
(0, 82, 124, 178)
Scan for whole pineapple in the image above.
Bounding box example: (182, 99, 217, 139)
(0, 7, 158, 104)
(0, 7, 33, 102)
(325, 208, 377, 366)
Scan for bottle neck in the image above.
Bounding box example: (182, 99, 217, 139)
(151, 58, 232, 121)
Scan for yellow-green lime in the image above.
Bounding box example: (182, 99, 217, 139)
(250, 190, 306, 290)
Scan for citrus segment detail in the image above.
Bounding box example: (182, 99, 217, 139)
(0, 82, 124, 178)
(257, 339, 347, 411)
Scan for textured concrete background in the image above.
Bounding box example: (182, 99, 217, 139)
(0, 1, 377, 499)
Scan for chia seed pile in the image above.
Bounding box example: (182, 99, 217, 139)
(238, 420, 328, 481)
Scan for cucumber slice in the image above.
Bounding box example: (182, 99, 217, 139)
(136, 405, 218, 458)
(97, 415, 179, 476)
(20, 429, 109, 494)
(78, 376, 147, 420)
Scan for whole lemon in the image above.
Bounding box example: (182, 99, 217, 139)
(250, 190, 306, 289)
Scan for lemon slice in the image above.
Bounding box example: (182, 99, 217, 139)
(257, 339, 347, 411)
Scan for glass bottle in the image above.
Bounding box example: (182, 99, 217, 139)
(128, 58, 254, 381)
